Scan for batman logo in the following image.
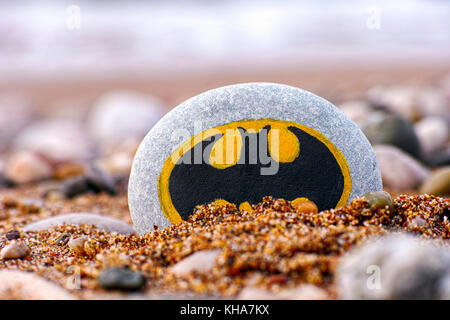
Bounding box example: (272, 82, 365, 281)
(158, 119, 351, 224)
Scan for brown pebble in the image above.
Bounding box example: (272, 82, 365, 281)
(18, 199, 43, 214)
(291, 198, 318, 214)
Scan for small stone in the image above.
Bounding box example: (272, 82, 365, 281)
(408, 216, 427, 229)
(17, 198, 43, 214)
(428, 145, 450, 167)
(362, 113, 421, 158)
(68, 236, 88, 254)
(98, 152, 134, 177)
(0, 270, 75, 300)
(374, 145, 429, 190)
(98, 267, 146, 291)
(1, 241, 30, 259)
(417, 87, 449, 121)
(414, 117, 449, 160)
(5, 151, 53, 184)
(55, 234, 70, 246)
(61, 167, 116, 198)
(5, 230, 20, 240)
(23, 213, 135, 235)
(291, 198, 319, 214)
(170, 250, 221, 275)
(12, 119, 93, 163)
(366, 86, 420, 120)
(362, 191, 394, 212)
(419, 167, 450, 197)
(336, 234, 450, 299)
(129, 83, 382, 233)
(53, 162, 86, 180)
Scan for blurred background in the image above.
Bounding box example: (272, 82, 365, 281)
(0, 0, 449, 196)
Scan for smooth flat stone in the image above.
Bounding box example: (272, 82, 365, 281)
(0, 270, 75, 300)
(129, 83, 382, 234)
(23, 213, 135, 235)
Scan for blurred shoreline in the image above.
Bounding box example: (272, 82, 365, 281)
(2, 58, 449, 112)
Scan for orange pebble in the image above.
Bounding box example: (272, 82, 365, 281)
(292, 197, 318, 214)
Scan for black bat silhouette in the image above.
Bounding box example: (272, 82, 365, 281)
(166, 125, 346, 221)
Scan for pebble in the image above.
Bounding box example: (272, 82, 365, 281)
(67, 236, 89, 254)
(170, 250, 222, 275)
(98, 152, 134, 177)
(414, 117, 449, 160)
(18, 198, 44, 214)
(0, 270, 75, 300)
(374, 145, 429, 190)
(89, 91, 166, 154)
(366, 86, 420, 120)
(362, 190, 394, 212)
(417, 87, 449, 121)
(336, 234, 450, 299)
(56, 233, 70, 246)
(1, 241, 30, 259)
(129, 83, 382, 233)
(5, 151, 53, 184)
(419, 167, 450, 196)
(12, 119, 93, 163)
(23, 213, 135, 235)
(5, 230, 20, 240)
(291, 198, 319, 213)
(61, 167, 116, 198)
(362, 113, 421, 158)
(98, 267, 146, 291)
(428, 145, 450, 167)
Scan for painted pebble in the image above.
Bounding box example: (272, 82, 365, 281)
(129, 83, 382, 233)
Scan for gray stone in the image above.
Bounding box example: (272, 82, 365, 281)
(98, 267, 146, 291)
(129, 83, 382, 233)
(336, 234, 450, 300)
(23, 213, 135, 235)
(361, 113, 421, 158)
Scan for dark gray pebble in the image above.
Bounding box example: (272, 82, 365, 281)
(5, 230, 20, 240)
(98, 267, 146, 291)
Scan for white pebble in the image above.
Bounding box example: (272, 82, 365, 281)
(1, 241, 30, 259)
